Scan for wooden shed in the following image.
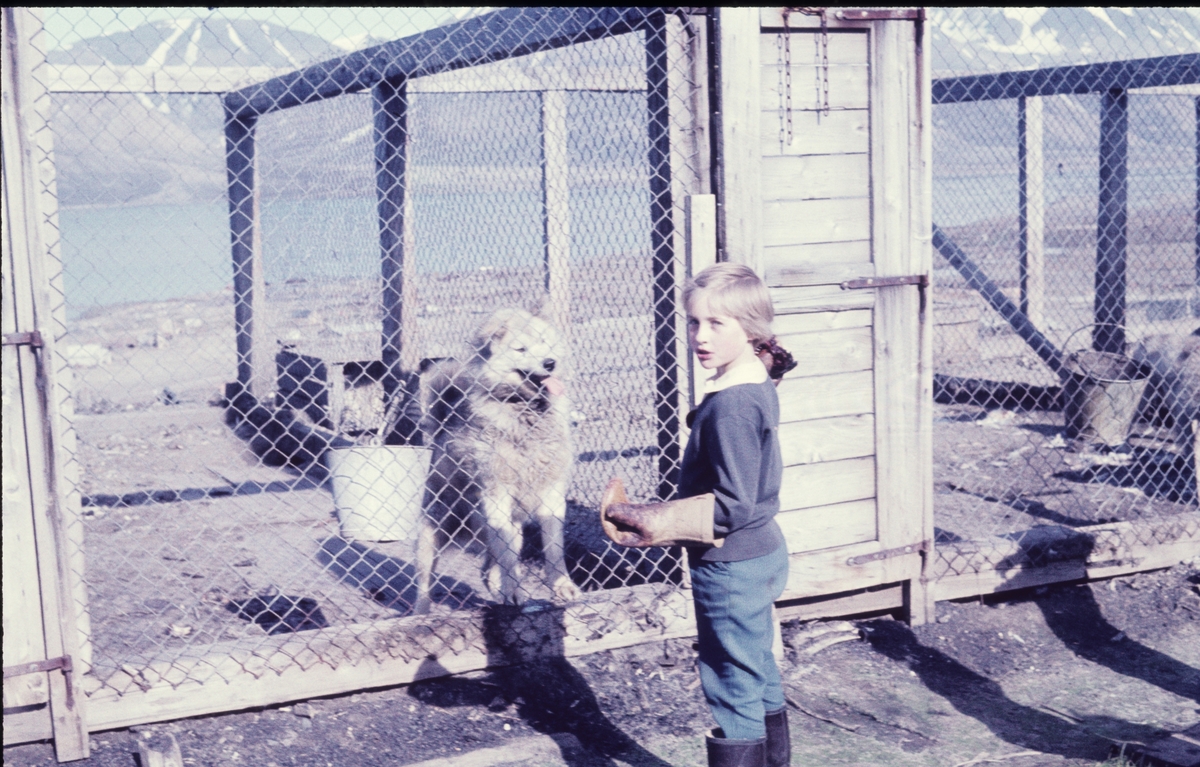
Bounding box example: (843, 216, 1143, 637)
(705, 8, 932, 623)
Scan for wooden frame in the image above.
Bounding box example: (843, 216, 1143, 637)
(224, 8, 654, 117)
(932, 53, 1200, 104)
(2, 8, 89, 759)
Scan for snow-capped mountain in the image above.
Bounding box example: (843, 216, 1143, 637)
(47, 17, 343, 71)
(930, 7, 1200, 76)
(40, 8, 1200, 208)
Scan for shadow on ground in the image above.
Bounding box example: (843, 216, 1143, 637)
(862, 618, 1168, 760)
(410, 604, 675, 767)
(1035, 586, 1200, 703)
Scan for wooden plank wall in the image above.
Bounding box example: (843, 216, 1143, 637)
(758, 26, 878, 562)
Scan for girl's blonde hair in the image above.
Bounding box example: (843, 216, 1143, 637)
(683, 263, 774, 344)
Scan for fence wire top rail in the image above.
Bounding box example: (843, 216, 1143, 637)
(224, 7, 660, 117)
(932, 52, 1200, 104)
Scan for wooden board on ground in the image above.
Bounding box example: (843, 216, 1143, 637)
(932, 513, 1200, 601)
(77, 584, 695, 732)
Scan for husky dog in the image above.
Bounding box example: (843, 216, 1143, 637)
(1133, 327, 1199, 459)
(413, 308, 582, 613)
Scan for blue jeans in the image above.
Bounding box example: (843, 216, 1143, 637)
(689, 544, 790, 740)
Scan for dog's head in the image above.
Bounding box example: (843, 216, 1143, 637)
(470, 308, 566, 400)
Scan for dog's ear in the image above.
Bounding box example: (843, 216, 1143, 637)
(469, 312, 510, 359)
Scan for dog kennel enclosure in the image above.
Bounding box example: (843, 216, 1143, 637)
(6, 7, 1196, 761)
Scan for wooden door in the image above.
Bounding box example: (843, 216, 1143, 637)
(714, 9, 933, 622)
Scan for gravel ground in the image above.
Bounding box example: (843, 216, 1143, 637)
(7, 561, 1199, 767)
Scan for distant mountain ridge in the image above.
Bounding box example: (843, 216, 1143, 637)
(42, 9, 1200, 209)
(48, 17, 347, 70)
(929, 7, 1200, 75)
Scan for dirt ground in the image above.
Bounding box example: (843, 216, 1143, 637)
(7, 561, 1200, 767)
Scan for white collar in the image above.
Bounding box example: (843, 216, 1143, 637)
(703, 356, 768, 394)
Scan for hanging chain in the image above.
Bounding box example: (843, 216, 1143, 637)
(796, 7, 830, 122)
(778, 11, 793, 151)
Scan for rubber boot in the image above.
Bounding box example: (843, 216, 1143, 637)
(764, 707, 791, 767)
(706, 729, 766, 767)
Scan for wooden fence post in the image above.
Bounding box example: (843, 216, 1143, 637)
(646, 10, 683, 499)
(686, 194, 717, 408)
(1018, 95, 1045, 329)
(1095, 88, 1128, 353)
(373, 76, 417, 401)
(224, 108, 260, 394)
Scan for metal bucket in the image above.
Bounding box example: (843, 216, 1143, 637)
(1062, 350, 1149, 448)
(328, 446, 431, 542)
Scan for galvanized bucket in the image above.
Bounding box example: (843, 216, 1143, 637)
(1062, 349, 1149, 448)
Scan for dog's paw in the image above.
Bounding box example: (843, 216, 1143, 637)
(552, 575, 582, 603)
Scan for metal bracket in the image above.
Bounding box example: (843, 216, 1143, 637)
(836, 9, 925, 21)
(2, 330, 44, 348)
(847, 541, 928, 567)
(840, 275, 929, 290)
(4, 655, 72, 678)
(4, 656, 75, 707)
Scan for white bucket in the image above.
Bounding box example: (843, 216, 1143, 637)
(328, 446, 431, 542)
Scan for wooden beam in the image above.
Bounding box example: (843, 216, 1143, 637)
(1, 9, 89, 759)
(713, 7, 762, 270)
(1018, 95, 1045, 329)
(541, 89, 570, 340)
(1194, 96, 1199, 305)
(224, 108, 258, 393)
(46, 62, 647, 94)
(667, 14, 707, 432)
(1095, 88, 1128, 354)
(932, 53, 1200, 105)
(644, 10, 682, 500)
(80, 584, 696, 732)
(871, 17, 928, 627)
(932, 513, 1200, 601)
(373, 76, 413, 401)
(2, 705, 52, 746)
(932, 225, 1067, 379)
(224, 8, 653, 117)
(911, 12, 936, 627)
(776, 583, 905, 623)
(686, 195, 717, 407)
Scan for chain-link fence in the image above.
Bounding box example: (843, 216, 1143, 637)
(24, 7, 708, 709)
(928, 8, 1200, 593)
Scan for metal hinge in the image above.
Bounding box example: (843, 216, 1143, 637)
(841, 275, 929, 290)
(2, 330, 44, 348)
(4, 656, 75, 707)
(836, 9, 925, 21)
(3, 655, 72, 678)
(847, 541, 928, 567)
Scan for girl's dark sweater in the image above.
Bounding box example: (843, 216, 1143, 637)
(680, 379, 786, 563)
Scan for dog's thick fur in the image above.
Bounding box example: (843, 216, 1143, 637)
(413, 308, 582, 612)
(1133, 327, 1199, 460)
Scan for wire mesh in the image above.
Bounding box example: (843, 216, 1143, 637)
(929, 8, 1200, 582)
(26, 7, 705, 700)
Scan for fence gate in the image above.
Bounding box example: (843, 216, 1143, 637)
(715, 8, 934, 622)
(4, 6, 720, 747)
(3, 7, 88, 759)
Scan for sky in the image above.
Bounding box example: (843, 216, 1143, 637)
(41, 7, 490, 52)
